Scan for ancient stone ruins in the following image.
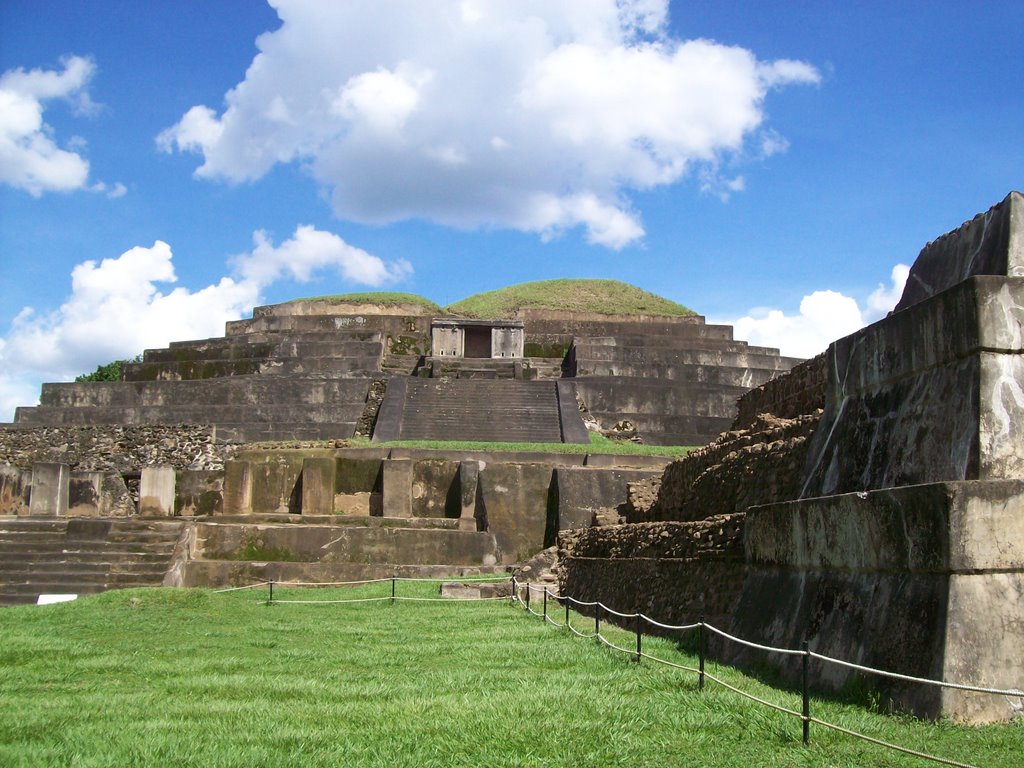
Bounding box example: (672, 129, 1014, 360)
(2, 191, 1022, 723)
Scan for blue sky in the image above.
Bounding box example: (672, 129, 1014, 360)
(1, 1, 1022, 420)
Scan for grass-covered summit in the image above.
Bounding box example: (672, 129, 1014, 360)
(287, 292, 442, 312)
(447, 279, 695, 318)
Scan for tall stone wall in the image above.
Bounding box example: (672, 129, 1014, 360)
(732, 353, 825, 431)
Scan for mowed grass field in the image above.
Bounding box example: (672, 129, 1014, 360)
(0, 583, 1020, 767)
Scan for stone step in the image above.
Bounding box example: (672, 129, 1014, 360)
(36, 377, 372, 408)
(17, 403, 368, 426)
(0, 562, 171, 580)
(180, 560, 510, 588)
(574, 346, 799, 373)
(183, 328, 383, 345)
(213, 422, 358, 442)
(147, 338, 381, 363)
(195, 524, 498, 567)
(202, 514, 463, 529)
(0, 550, 176, 566)
(124, 355, 382, 382)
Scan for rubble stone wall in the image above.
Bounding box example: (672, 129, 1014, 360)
(732, 353, 826, 431)
(558, 514, 746, 630)
(0, 425, 234, 473)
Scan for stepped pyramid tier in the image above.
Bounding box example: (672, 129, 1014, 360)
(9, 282, 801, 447)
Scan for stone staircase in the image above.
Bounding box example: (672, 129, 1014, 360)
(0, 517, 185, 605)
(177, 514, 507, 586)
(392, 379, 567, 443)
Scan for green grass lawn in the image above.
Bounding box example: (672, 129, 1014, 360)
(352, 432, 696, 458)
(0, 585, 1019, 767)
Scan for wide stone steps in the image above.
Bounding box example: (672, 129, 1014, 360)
(576, 335, 782, 355)
(0, 518, 185, 606)
(398, 379, 563, 443)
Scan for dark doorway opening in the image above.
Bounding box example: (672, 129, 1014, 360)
(464, 326, 491, 358)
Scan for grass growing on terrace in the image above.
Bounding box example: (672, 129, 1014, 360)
(286, 292, 442, 312)
(448, 279, 696, 318)
(352, 432, 696, 457)
(0, 585, 1019, 767)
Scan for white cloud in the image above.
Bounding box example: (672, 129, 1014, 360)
(158, 0, 819, 248)
(0, 227, 412, 421)
(722, 264, 910, 359)
(0, 56, 95, 195)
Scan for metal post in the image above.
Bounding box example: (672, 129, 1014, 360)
(525, 583, 530, 612)
(595, 604, 601, 637)
(510, 576, 516, 605)
(268, 579, 274, 604)
(635, 614, 642, 663)
(565, 597, 570, 628)
(698, 614, 705, 691)
(391, 576, 396, 605)
(543, 588, 548, 621)
(802, 640, 810, 745)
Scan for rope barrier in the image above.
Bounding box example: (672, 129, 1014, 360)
(213, 581, 270, 593)
(639, 614, 701, 632)
(808, 652, 1024, 697)
(703, 623, 807, 656)
(809, 717, 979, 768)
(596, 602, 639, 620)
(271, 577, 391, 588)
(513, 585, 1000, 768)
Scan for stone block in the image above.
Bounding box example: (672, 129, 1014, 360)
(175, 470, 223, 516)
(223, 460, 253, 515)
(301, 458, 336, 515)
(458, 461, 480, 530)
(28, 463, 69, 517)
(477, 463, 556, 564)
(731, 481, 1024, 722)
(802, 277, 1024, 496)
(0, 465, 31, 516)
(555, 467, 661, 530)
(895, 191, 1023, 312)
(382, 459, 412, 517)
(139, 466, 176, 516)
(68, 472, 103, 516)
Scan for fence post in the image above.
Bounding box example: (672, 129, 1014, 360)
(595, 603, 601, 637)
(525, 583, 530, 612)
(698, 614, 705, 691)
(543, 588, 548, 621)
(391, 576, 396, 605)
(510, 576, 516, 605)
(635, 614, 642, 663)
(565, 596, 570, 628)
(268, 579, 274, 605)
(802, 640, 810, 745)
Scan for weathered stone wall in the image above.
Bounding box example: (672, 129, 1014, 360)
(732, 353, 826, 431)
(558, 514, 746, 630)
(631, 412, 820, 522)
(0, 425, 233, 473)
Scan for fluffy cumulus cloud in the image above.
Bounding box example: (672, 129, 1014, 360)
(0, 56, 99, 196)
(724, 264, 911, 359)
(158, 0, 819, 248)
(0, 228, 411, 420)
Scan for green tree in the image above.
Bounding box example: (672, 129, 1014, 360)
(75, 354, 142, 382)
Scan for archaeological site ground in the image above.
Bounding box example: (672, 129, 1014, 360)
(1, 194, 1023, 761)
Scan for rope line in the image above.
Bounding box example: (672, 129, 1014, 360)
(213, 581, 270, 593)
(597, 603, 639, 620)
(808, 652, 1024, 697)
(809, 717, 979, 768)
(638, 651, 700, 674)
(702, 670, 804, 719)
(639, 614, 701, 632)
(703, 623, 807, 656)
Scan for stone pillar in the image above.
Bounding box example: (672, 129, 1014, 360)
(68, 471, 104, 516)
(458, 461, 480, 530)
(382, 459, 412, 517)
(139, 466, 176, 516)
(28, 463, 70, 517)
(301, 458, 336, 515)
(0, 465, 32, 516)
(223, 460, 253, 515)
